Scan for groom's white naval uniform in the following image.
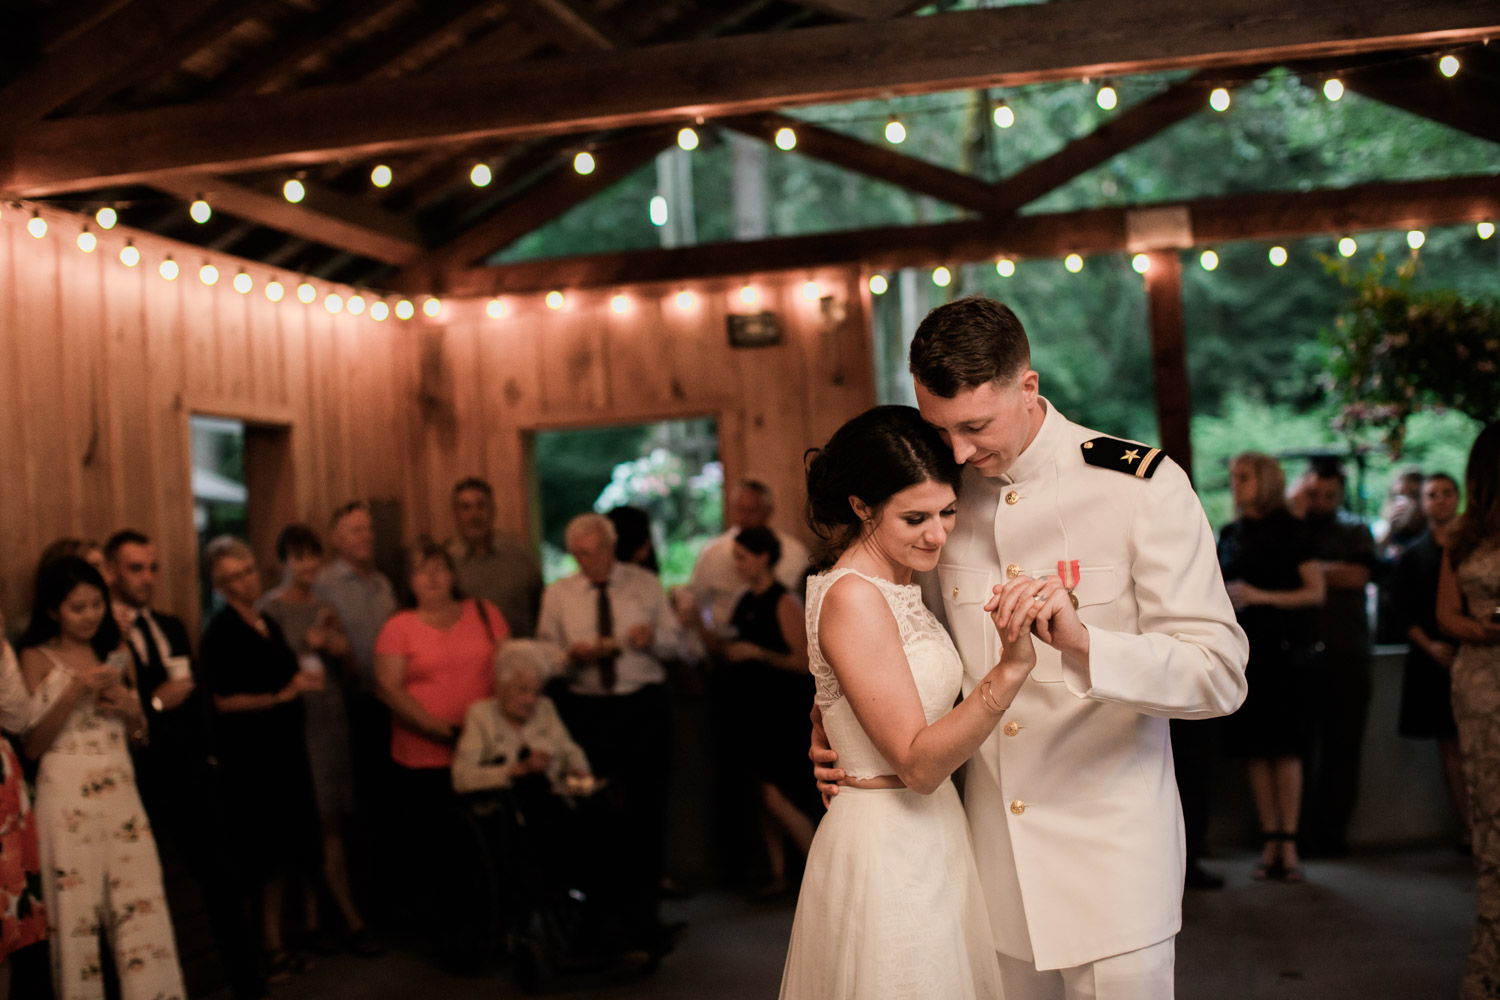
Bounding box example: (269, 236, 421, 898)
(923, 399, 1248, 996)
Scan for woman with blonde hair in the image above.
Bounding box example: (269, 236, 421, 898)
(1217, 452, 1326, 882)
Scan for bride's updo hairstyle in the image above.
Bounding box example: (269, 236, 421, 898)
(804, 405, 962, 567)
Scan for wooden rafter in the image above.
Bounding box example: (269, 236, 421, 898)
(7, 0, 1497, 195)
(506, 0, 629, 52)
(430, 174, 1500, 294)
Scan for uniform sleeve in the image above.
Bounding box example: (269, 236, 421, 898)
(1060, 458, 1250, 719)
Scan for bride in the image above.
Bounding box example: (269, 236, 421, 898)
(780, 405, 1043, 999)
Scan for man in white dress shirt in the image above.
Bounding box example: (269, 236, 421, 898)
(688, 479, 810, 631)
(818, 297, 1248, 999)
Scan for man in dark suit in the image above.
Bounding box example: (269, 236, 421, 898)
(104, 530, 266, 1000)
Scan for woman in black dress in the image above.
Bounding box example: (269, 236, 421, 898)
(1218, 453, 1326, 882)
(199, 536, 324, 980)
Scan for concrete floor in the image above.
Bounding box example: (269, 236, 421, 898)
(268, 845, 1473, 999)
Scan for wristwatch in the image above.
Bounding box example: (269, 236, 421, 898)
(151, 695, 165, 713)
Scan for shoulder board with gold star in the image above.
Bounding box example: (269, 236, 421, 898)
(1080, 437, 1166, 479)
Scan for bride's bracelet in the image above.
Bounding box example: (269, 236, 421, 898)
(978, 680, 1007, 715)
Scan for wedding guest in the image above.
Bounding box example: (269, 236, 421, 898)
(199, 537, 323, 983)
(687, 480, 811, 632)
(447, 478, 544, 638)
(1436, 422, 1500, 1000)
(258, 525, 377, 957)
(608, 506, 660, 575)
(1376, 467, 1428, 643)
(0, 616, 45, 1000)
(18, 556, 186, 1000)
(36, 537, 105, 574)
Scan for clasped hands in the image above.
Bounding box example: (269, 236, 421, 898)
(567, 624, 654, 662)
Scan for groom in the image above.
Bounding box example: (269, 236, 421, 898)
(817, 297, 1248, 999)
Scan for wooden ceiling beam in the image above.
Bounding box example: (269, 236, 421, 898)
(144, 172, 425, 265)
(430, 174, 1500, 294)
(505, 0, 628, 52)
(8, 0, 1497, 195)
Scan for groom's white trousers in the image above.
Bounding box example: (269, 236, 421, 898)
(995, 937, 1175, 1000)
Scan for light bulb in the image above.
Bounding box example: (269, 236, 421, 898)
(422, 297, 441, 317)
(1199, 250, 1219, 271)
(27, 213, 47, 239)
(347, 294, 365, 316)
(325, 293, 343, 314)
(1338, 236, 1357, 257)
(802, 281, 821, 302)
(611, 294, 629, 314)
(370, 301, 390, 321)
(297, 281, 316, 303)
(159, 258, 179, 280)
(1439, 54, 1460, 78)
(470, 163, 492, 187)
(996, 258, 1015, 277)
(233, 271, 253, 294)
(677, 127, 699, 151)
(395, 299, 415, 320)
(199, 263, 219, 285)
(884, 118, 906, 144)
(265, 280, 284, 302)
(1407, 230, 1426, 250)
(993, 103, 1015, 128)
(486, 298, 507, 319)
(774, 127, 797, 150)
(868, 274, 888, 295)
(1209, 88, 1231, 112)
(370, 164, 393, 188)
(1131, 253, 1150, 274)
(932, 266, 951, 287)
(1269, 245, 1288, 266)
(546, 291, 565, 310)
(1479, 221, 1495, 240)
(1064, 253, 1084, 273)
(675, 290, 695, 310)
(649, 195, 668, 227)
(1096, 83, 1118, 110)
(77, 229, 97, 253)
(739, 285, 757, 306)
(1323, 78, 1344, 101)
(120, 243, 140, 267)
(283, 178, 306, 203)
(95, 206, 118, 230)
(190, 199, 211, 224)
(574, 152, 595, 175)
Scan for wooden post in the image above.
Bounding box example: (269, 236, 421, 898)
(1144, 249, 1194, 483)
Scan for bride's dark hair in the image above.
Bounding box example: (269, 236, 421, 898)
(804, 405, 962, 568)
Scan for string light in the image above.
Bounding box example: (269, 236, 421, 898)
(233, 270, 252, 294)
(120, 242, 140, 267)
(996, 258, 1015, 277)
(1096, 82, 1118, 110)
(573, 152, 596, 175)
(932, 266, 951, 287)
(774, 127, 797, 150)
(739, 285, 757, 306)
(1479, 221, 1495, 240)
(1407, 230, 1426, 249)
(1439, 54, 1460, 78)
(470, 163, 492, 187)
(802, 281, 821, 301)
(297, 281, 316, 304)
(1199, 249, 1219, 271)
(1132, 253, 1150, 274)
(265, 280, 285, 302)
(370, 164, 393, 188)
(27, 212, 46, 239)
(189, 198, 211, 224)
(95, 206, 118, 230)
(677, 127, 699, 151)
(1268, 245, 1288, 266)
(159, 257, 179, 281)
(325, 293, 343, 314)
(283, 179, 306, 203)
(370, 300, 390, 321)
(884, 117, 906, 144)
(422, 297, 441, 317)
(649, 195, 668, 227)
(395, 299, 415, 320)
(1064, 253, 1084, 273)
(1323, 78, 1344, 101)
(1209, 88, 1231, 113)
(993, 102, 1015, 128)
(199, 263, 219, 285)
(77, 228, 97, 253)
(611, 294, 629, 314)
(486, 298, 507, 319)
(675, 290, 695, 310)
(868, 274, 888, 295)
(1338, 236, 1357, 257)
(347, 294, 366, 316)
(545, 291, 565, 310)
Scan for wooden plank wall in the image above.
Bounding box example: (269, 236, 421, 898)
(0, 206, 875, 635)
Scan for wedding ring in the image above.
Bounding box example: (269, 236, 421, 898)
(1033, 594, 1045, 602)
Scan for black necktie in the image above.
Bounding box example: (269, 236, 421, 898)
(594, 581, 618, 692)
(134, 613, 168, 695)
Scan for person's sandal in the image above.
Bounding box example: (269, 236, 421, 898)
(1279, 831, 1307, 883)
(1253, 832, 1286, 881)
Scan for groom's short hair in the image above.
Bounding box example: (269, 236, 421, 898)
(908, 296, 1031, 397)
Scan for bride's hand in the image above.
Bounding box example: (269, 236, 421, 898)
(986, 575, 1061, 644)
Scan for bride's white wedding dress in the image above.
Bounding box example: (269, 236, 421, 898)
(780, 567, 1001, 999)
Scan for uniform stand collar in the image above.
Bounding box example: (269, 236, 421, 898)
(998, 397, 1066, 485)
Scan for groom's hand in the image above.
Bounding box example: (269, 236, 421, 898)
(809, 703, 844, 809)
(986, 575, 1090, 659)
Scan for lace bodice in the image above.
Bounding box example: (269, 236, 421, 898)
(806, 567, 964, 779)
(32, 648, 128, 758)
(1456, 543, 1500, 623)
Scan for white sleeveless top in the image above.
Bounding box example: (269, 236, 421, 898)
(806, 567, 965, 779)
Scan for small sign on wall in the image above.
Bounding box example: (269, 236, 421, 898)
(727, 311, 781, 347)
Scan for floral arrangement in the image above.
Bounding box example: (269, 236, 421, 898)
(1322, 253, 1500, 457)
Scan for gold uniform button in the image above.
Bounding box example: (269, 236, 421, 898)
(1005, 491, 1020, 505)
(952, 586, 959, 597)
(1003, 721, 1020, 737)
(1006, 564, 1021, 579)
(1009, 800, 1026, 815)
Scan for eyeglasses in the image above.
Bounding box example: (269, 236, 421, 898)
(213, 564, 259, 587)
